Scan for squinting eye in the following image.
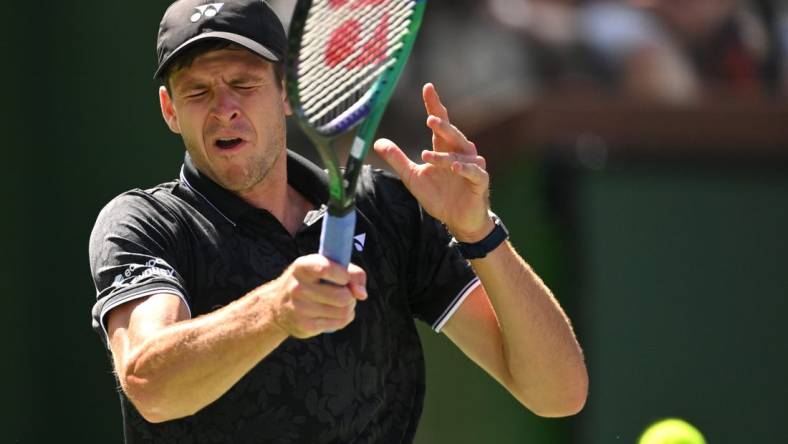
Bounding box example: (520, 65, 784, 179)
(187, 90, 207, 98)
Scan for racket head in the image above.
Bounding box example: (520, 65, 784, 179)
(285, 0, 426, 140)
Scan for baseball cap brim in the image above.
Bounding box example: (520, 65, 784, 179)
(154, 31, 282, 79)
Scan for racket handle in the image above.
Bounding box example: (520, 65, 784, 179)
(319, 210, 356, 267)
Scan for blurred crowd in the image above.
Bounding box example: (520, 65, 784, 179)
(416, 0, 788, 106)
(270, 0, 788, 154)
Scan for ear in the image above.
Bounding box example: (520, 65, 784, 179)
(159, 85, 182, 134)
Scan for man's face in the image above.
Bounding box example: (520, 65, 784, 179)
(160, 47, 291, 193)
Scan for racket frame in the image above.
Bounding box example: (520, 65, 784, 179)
(285, 0, 427, 216)
(285, 0, 426, 264)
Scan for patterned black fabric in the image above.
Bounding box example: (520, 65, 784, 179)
(89, 151, 478, 444)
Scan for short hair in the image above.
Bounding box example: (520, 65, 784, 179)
(160, 40, 285, 94)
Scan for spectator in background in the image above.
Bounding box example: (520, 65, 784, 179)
(582, 0, 784, 102)
(488, 0, 788, 103)
(401, 0, 538, 135)
(363, 0, 541, 157)
(577, 0, 702, 102)
(485, 0, 603, 94)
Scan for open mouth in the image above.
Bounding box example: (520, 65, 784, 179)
(215, 137, 243, 150)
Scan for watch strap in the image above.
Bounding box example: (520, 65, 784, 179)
(449, 213, 509, 259)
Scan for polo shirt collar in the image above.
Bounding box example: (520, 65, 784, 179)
(178, 150, 329, 226)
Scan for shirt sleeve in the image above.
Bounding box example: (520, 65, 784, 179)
(369, 169, 480, 332)
(88, 190, 191, 346)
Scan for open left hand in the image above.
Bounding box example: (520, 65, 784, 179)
(374, 83, 494, 242)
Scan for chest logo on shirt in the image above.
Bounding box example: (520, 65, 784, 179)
(353, 233, 366, 252)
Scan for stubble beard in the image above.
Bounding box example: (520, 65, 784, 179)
(226, 142, 282, 193)
(184, 125, 286, 194)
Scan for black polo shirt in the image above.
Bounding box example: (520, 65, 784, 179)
(89, 150, 480, 444)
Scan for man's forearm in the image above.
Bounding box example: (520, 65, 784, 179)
(114, 254, 366, 423)
(470, 241, 588, 416)
(119, 284, 288, 423)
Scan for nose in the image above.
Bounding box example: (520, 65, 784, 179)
(210, 87, 240, 123)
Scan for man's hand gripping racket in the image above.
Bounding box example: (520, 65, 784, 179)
(285, 0, 426, 267)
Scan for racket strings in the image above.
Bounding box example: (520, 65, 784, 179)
(299, 2, 391, 74)
(299, 12, 410, 99)
(301, 0, 396, 51)
(298, 4, 407, 97)
(299, 2, 412, 86)
(301, 20, 409, 124)
(305, 48, 399, 123)
(295, 0, 416, 130)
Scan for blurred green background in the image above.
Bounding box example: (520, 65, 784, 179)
(7, 1, 788, 443)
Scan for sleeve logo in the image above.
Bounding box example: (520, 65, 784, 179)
(111, 258, 177, 289)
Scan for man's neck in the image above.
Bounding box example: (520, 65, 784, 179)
(236, 153, 315, 236)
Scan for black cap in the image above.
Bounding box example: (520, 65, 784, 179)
(155, 0, 286, 78)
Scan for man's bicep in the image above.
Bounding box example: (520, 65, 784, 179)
(107, 293, 190, 374)
(89, 192, 191, 342)
(442, 286, 512, 388)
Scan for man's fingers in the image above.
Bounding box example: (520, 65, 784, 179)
(347, 281, 367, 301)
(294, 296, 356, 320)
(422, 151, 486, 169)
(306, 281, 358, 307)
(426, 116, 475, 154)
(451, 161, 490, 188)
(280, 273, 358, 337)
(423, 83, 449, 120)
(292, 255, 348, 285)
(347, 263, 368, 301)
(279, 255, 368, 337)
(374, 138, 417, 186)
(312, 315, 355, 334)
(423, 83, 478, 155)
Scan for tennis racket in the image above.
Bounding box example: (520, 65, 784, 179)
(285, 0, 426, 267)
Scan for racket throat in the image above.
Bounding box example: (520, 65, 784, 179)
(342, 156, 364, 200)
(326, 201, 355, 217)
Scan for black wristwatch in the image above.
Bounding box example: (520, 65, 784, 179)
(449, 212, 509, 259)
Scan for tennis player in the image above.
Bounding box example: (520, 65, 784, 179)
(89, 0, 587, 442)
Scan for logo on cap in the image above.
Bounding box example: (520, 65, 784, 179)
(190, 3, 225, 22)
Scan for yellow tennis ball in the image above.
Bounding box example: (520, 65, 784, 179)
(638, 418, 706, 444)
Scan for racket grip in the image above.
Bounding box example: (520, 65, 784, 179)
(319, 210, 356, 267)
